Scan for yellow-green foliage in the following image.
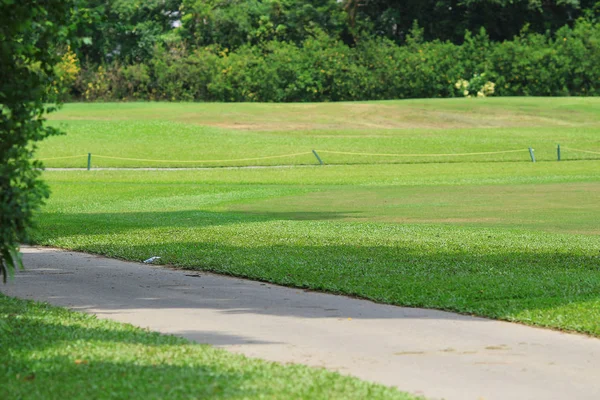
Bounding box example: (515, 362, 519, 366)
(83, 66, 111, 101)
(455, 74, 496, 98)
(53, 47, 80, 99)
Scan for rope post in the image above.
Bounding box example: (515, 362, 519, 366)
(557, 144, 561, 161)
(87, 153, 91, 170)
(312, 150, 324, 165)
(528, 147, 536, 163)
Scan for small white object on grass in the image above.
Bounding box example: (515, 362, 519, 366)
(143, 256, 161, 264)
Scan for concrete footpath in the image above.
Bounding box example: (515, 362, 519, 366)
(3, 246, 600, 400)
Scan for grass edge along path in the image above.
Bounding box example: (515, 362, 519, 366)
(33, 166, 600, 338)
(0, 294, 419, 400)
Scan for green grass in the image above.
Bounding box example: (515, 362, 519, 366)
(46, 98, 600, 129)
(0, 295, 415, 400)
(15, 98, 600, 398)
(33, 161, 600, 336)
(39, 98, 600, 167)
(27, 98, 600, 337)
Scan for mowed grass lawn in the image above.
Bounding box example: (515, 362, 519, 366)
(28, 98, 600, 338)
(34, 163, 600, 337)
(40, 97, 600, 167)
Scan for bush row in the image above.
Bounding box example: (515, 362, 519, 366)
(69, 19, 600, 102)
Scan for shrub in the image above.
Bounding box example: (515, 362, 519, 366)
(147, 44, 221, 101)
(488, 31, 569, 96)
(67, 19, 600, 102)
(119, 64, 152, 99)
(555, 19, 600, 96)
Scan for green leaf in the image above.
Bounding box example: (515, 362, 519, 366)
(0, 319, 12, 333)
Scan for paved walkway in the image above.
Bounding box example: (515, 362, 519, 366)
(3, 246, 600, 400)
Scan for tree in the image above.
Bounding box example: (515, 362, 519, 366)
(74, 0, 182, 64)
(179, 0, 347, 50)
(351, 0, 597, 43)
(0, 0, 75, 282)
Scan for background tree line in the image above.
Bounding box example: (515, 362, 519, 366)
(61, 0, 600, 101)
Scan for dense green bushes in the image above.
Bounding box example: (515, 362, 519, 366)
(69, 19, 600, 102)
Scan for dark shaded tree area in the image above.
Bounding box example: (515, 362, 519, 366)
(354, 0, 599, 43)
(74, 0, 600, 64)
(53, 0, 600, 102)
(0, 0, 75, 280)
(179, 0, 349, 51)
(75, 0, 182, 64)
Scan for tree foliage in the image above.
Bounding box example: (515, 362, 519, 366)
(75, 0, 181, 64)
(68, 0, 600, 65)
(0, 0, 74, 282)
(69, 19, 600, 102)
(353, 0, 599, 43)
(63, 0, 600, 70)
(179, 0, 348, 49)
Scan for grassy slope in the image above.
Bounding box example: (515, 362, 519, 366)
(40, 98, 600, 167)
(0, 295, 414, 400)
(28, 98, 600, 337)
(34, 161, 600, 336)
(46, 98, 600, 129)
